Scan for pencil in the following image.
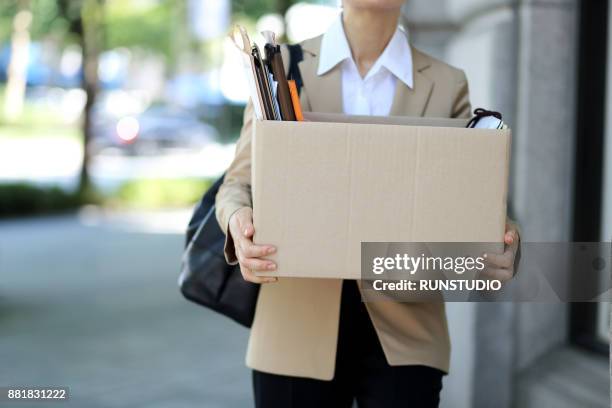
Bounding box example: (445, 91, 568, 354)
(287, 80, 304, 121)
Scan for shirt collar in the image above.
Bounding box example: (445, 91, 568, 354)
(317, 14, 414, 89)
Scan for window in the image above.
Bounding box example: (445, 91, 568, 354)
(570, 0, 609, 354)
(598, 0, 612, 348)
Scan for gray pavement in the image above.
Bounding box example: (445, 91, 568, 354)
(0, 211, 251, 408)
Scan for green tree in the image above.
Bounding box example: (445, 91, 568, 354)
(77, 0, 104, 196)
(0, 0, 103, 196)
(45, 0, 104, 196)
(104, 0, 181, 69)
(4, 0, 32, 121)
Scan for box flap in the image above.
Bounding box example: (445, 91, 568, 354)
(303, 111, 469, 128)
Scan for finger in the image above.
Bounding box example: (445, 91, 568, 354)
(229, 219, 248, 243)
(242, 257, 276, 272)
(504, 230, 517, 245)
(480, 267, 513, 282)
(231, 208, 254, 238)
(242, 242, 276, 258)
(240, 266, 278, 284)
(236, 210, 254, 238)
(504, 223, 519, 245)
(243, 221, 254, 238)
(484, 249, 514, 269)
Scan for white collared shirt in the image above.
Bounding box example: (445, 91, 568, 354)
(317, 14, 413, 116)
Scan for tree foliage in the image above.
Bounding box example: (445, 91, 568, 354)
(104, 0, 178, 57)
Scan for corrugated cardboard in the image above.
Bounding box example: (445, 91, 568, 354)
(252, 112, 511, 279)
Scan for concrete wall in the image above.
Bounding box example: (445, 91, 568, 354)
(512, 0, 578, 370)
(403, 1, 581, 407)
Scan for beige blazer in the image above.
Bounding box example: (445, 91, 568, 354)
(215, 35, 472, 380)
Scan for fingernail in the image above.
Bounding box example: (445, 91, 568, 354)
(267, 263, 276, 270)
(266, 277, 277, 283)
(267, 247, 276, 254)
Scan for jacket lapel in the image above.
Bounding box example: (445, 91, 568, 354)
(298, 37, 343, 113)
(389, 47, 434, 117)
(298, 37, 434, 116)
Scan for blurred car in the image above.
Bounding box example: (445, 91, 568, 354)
(91, 104, 218, 156)
(0, 42, 53, 86)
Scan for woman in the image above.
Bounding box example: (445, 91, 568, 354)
(216, 1, 520, 406)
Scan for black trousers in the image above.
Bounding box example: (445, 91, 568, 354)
(253, 280, 444, 408)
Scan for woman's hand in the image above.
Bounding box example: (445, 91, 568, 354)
(481, 221, 520, 282)
(228, 207, 278, 284)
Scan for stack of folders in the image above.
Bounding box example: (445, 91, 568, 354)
(230, 26, 303, 122)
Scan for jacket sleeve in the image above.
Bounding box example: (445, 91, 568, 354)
(451, 69, 472, 119)
(215, 44, 297, 265)
(215, 100, 255, 264)
(450, 70, 522, 271)
(507, 216, 522, 276)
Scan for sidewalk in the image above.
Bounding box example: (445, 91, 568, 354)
(0, 211, 251, 407)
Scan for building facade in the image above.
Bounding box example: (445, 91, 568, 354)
(402, 1, 610, 407)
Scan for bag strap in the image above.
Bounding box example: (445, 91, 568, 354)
(185, 175, 225, 246)
(287, 43, 304, 95)
(466, 108, 503, 128)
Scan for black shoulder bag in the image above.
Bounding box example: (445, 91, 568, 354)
(178, 44, 304, 328)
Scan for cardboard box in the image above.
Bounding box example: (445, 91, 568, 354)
(252, 112, 511, 279)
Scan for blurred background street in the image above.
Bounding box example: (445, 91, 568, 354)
(0, 0, 610, 407)
(0, 210, 251, 407)
(0, 1, 336, 406)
